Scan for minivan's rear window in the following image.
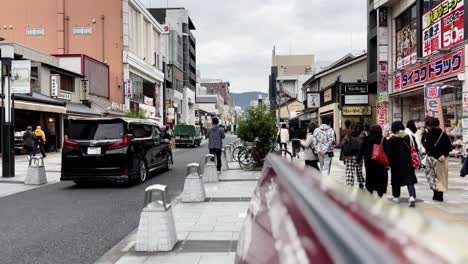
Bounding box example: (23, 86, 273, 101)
(68, 120, 125, 140)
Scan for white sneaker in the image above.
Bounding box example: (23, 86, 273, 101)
(217, 171, 222, 175)
(392, 197, 400, 204)
(409, 196, 416, 208)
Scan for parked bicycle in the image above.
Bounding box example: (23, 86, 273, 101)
(238, 138, 292, 171)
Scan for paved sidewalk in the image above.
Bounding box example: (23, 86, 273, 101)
(96, 162, 259, 264)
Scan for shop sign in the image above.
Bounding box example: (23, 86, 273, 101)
(306, 92, 320, 108)
(139, 103, 156, 118)
(80, 79, 89, 101)
(344, 85, 368, 94)
(345, 95, 368, 105)
(111, 102, 125, 112)
(394, 113, 402, 120)
(379, 8, 388, 27)
(394, 48, 464, 91)
(11, 60, 31, 94)
(195, 116, 200, 125)
(378, 63, 388, 93)
(155, 82, 161, 117)
(166, 99, 173, 108)
(463, 118, 468, 142)
(144, 96, 153, 106)
(342, 106, 372, 116)
(422, 0, 464, 58)
(396, 19, 418, 68)
(324, 89, 332, 102)
(50, 74, 60, 97)
(58, 91, 72, 101)
(130, 101, 139, 112)
(425, 84, 445, 129)
(167, 108, 175, 119)
(125, 79, 133, 99)
(377, 102, 388, 126)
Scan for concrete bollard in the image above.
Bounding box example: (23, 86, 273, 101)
(182, 163, 206, 202)
(202, 154, 218, 182)
(221, 149, 229, 171)
(225, 145, 233, 162)
(24, 157, 47, 185)
(136, 184, 177, 252)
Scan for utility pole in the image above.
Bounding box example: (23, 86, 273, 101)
(0, 44, 15, 178)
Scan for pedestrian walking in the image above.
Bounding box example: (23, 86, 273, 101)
(357, 125, 388, 197)
(207, 117, 225, 174)
(386, 121, 418, 207)
(340, 120, 352, 162)
(278, 123, 290, 157)
(312, 117, 335, 177)
(341, 123, 365, 188)
(361, 123, 371, 137)
(301, 123, 320, 171)
(290, 125, 301, 158)
(33, 126, 47, 158)
(23, 126, 36, 159)
(422, 117, 452, 202)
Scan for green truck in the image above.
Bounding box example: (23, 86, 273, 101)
(174, 124, 202, 148)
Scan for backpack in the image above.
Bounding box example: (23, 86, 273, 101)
(342, 136, 360, 156)
(34, 133, 42, 144)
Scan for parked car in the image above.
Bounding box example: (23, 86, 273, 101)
(14, 131, 26, 154)
(61, 117, 173, 185)
(174, 124, 202, 148)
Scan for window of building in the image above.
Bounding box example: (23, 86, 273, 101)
(26, 28, 44, 36)
(60, 75, 75, 92)
(423, 0, 440, 13)
(73, 27, 92, 35)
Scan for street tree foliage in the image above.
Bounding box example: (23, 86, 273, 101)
(236, 104, 277, 156)
(125, 110, 147, 119)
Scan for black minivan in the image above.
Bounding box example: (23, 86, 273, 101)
(61, 117, 173, 185)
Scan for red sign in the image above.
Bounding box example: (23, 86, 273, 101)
(395, 48, 464, 91)
(377, 103, 388, 126)
(423, 0, 465, 58)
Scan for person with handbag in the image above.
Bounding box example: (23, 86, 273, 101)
(357, 125, 388, 197)
(278, 123, 290, 157)
(301, 123, 320, 171)
(341, 123, 365, 188)
(422, 117, 452, 202)
(386, 121, 418, 207)
(312, 117, 335, 177)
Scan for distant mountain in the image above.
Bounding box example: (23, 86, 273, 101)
(231, 92, 268, 110)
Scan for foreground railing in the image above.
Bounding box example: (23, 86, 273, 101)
(235, 154, 468, 264)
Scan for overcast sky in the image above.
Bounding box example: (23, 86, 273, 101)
(146, 0, 367, 93)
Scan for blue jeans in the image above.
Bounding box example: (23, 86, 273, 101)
(34, 143, 46, 157)
(392, 184, 416, 198)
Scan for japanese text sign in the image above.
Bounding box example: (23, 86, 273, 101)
(423, 0, 464, 58)
(425, 84, 445, 129)
(395, 48, 464, 91)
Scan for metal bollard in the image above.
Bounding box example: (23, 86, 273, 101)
(136, 184, 177, 252)
(202, 154, 218, 182)
(225, 145, 233, 162)
(24, 157, 47, 185)
(182, 163, 206, 202)
(221, 149, 229, 171)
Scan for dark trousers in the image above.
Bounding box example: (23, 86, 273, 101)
(209, 148, 222, 172)
(25, 146, 34, 157)
(305, 160, 320, 171)
(392, 184, 416, 198)
(34, 143, 46, 158)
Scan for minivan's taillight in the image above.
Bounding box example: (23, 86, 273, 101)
(108, 134, 134, 150)
(64, 135, 80, 151)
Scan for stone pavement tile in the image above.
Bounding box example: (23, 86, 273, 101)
(187, 231, 232, 241)
(204, 181, 257, 198)
(0, 183, 37, 198)
(116, 255, 149, 264)
(219, 169, 260, 181)
(144, 255, 201, 264)
(198, 255, 235, 264)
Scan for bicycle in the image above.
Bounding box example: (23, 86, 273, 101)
(238, 139, 292, 171)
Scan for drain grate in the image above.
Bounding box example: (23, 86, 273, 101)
(175, 240, 238, 253)
(206, 197, 251, 202)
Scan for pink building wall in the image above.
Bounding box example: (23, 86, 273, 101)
(0, 0, 123, 103)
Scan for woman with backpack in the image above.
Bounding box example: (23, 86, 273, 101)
(341, 123, 365, 188)
(357, 125, 388, 197)
(301, 123, 320, 171)
(386, 121, 418, 207)
(422, 117, 452, 202)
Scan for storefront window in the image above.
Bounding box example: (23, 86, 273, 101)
(130, 73, 144, 103)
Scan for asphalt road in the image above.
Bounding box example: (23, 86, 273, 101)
(0, 136, 236, 264)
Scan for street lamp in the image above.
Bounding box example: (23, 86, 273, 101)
(0, 44, 15, 177)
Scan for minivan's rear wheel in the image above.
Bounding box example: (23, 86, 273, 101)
(165, 154, 173, 171)
(138, 161, 147, 183)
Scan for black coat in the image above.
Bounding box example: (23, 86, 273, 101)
(357, 134, 388, 194)
(422, 128, 452, 159)
(385, 134, 417, 187)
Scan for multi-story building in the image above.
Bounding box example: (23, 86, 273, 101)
(146, 6, 197, 125)
(0, 0, 165, 121)
(368, 0, 467, 146)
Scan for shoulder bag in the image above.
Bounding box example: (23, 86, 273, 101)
(371, 137, 389, 167)
(422, 131, 444, 190)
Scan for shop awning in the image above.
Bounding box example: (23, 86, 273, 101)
(8, 92, 67, 114)
(65, 102, 102, 117)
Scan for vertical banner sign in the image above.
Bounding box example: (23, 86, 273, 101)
(50, 74, 60, 97)
(423, 0, 465, 58)
(155, 82, 161, 117)
(463, 92, 468, 142)
(80, 79, 89, 101)
(377, 7, 389, 127)
(425, 84, 445, 129)
(125, 79, 133, 99)
(11, 60, 31, 94)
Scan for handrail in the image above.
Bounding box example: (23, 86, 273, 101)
(266, 155, 399, 264)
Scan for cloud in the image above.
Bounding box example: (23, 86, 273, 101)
(145, 0, 367, 93)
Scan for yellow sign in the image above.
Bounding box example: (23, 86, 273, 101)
(343, 106, 372, 116)
(324, 89, 332, 102)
